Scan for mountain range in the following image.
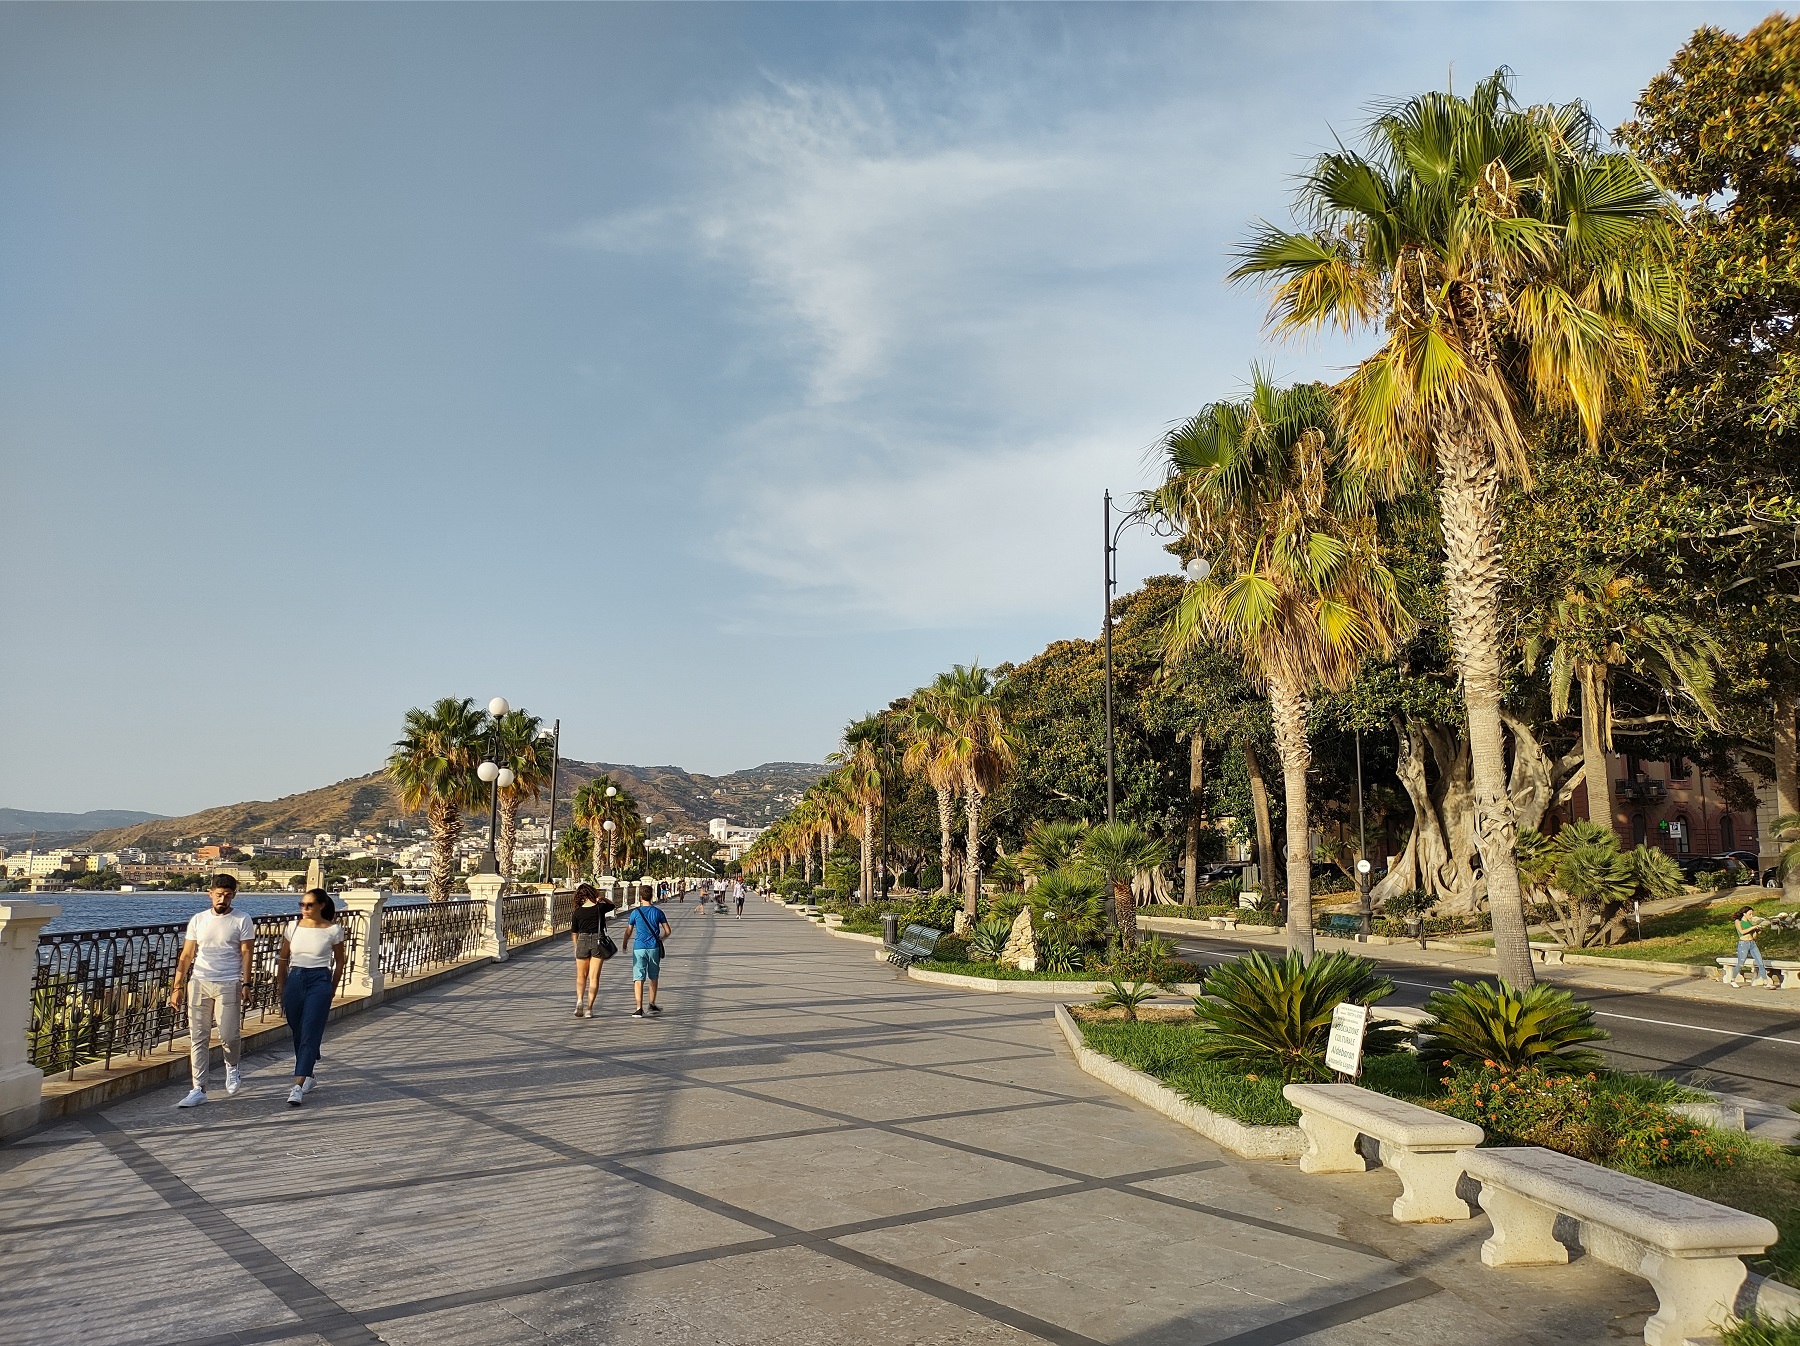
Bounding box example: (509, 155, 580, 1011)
(0, 808, 167, 838)
(79, 761, 826, 849)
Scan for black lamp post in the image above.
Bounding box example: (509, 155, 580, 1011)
(474, 696, 515, 877)
(540, 720, 560, 886)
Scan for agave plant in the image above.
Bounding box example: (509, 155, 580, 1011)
(1040, 940, 1086, 975)
(1191, 950, 1409, 1082)
(1417, 979, 1608, 1074)
(967, 917, 1014, 964)
(1095, 977, 1160, 1022)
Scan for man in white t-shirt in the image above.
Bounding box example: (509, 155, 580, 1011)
(168, 874, 256, 1108)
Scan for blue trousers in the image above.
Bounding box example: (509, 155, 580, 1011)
(282, 966, 333, 1078)
(1732, 939, 1767, 981)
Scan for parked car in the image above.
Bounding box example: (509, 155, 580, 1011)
(1675, 853, 1758, 885)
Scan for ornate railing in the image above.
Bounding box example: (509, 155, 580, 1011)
(551, 890, 575, 932)
(503, 894, 550, 943)
(379, 899, 487, 982)
(29, 908, 367, 1080)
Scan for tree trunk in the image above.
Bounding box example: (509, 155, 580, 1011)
(935, 785, 955, 896)
(1270, 678, 1315, 960)
(498, 795, 520, 884)
(862, 801, 875, 902)
(1244, 739, 1279, 902)
(964, 782, 984, 918)
(1776, 689, 1798, 902)
(1580, 668, 1614, 831)
(428, 799, 460, 902)
(1113, 879, 1138, 946)
(1437, 427, 1535, 987)
(1184, 731, 1205, 905)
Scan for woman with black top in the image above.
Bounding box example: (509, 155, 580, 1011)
(569, 883, 615, 1017)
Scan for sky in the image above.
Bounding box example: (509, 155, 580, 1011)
(0, 1, 1773, 817)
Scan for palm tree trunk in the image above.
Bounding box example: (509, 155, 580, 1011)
(1438, 431, 1535, 987)
(1113, 879, 1138, 946)
(1269, 679, 1315, 960)
(963, 783, 983, 919)
(1244, 739, 1279, 904)
(428, 800, 459, 902)
(498, 795, 520, 883)
(862, 801, 874, 902)
(935, 785, 955, 896)
(1775, 689, 1799, 903)
(1579, 669, 1614, 831)
(1184, 731, 1205, 905)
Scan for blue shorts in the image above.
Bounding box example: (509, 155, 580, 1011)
(631, 946, 663, 982)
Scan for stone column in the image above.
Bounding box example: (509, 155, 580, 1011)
(0, 901, 60, 1140)
(338, 891, 387, 1004)
(468, 872, 507, 962)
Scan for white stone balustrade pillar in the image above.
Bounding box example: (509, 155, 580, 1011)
(339, 891, 387, 1004)
(0, 901, 60, 1140)
(469, 872, 508, 962)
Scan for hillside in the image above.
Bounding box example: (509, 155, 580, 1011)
(0, 807, 165, 837)
(84, 760, 826, 848)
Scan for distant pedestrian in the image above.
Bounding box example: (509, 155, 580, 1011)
(1729, 905, 1773, 987)
(569, 883, 616, 1017)
(734, 882, 745, 918)
(277, 889, 348, 1105)
(624, 894, 672, 1018)
(169, 874, 255, 1108)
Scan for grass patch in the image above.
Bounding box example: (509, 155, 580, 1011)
(1624, 1142, 1800, 1286)
(916, 959, 1130, 982)
(1077, 1018, 1301, 1127)
(1565, 895, 1800, 966)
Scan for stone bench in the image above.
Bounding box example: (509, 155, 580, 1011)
(1529, 941, 1566, 964)
(1204, 916, 1238, 930)
(1714, 956, 1800, 988)
(1463, 1146, 1777, 1346)
(1283, 1083, 1482, 1222)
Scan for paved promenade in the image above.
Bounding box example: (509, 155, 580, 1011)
(2, 903, 1655, 1346)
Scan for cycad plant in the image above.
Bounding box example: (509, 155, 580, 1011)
(1418, 979, 1608, 1074)
(387, 696, 488, 901)
(1191, 950, 1409, 1082)
(1233, 71, 1690, 985)
(967, 917, 1013, 964)
(1079, 822, 1169, 948)
(1095, 978, 1160, 1022)
(1154, 374, 1408, 959)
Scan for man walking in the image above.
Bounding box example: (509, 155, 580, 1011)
(169, 874, 255, 1107)
(734, 880, 745, 918)
(624, 892, 672, 1018)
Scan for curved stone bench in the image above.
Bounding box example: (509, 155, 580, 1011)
(1205, 916, 1238, 930)
(1464, 1146, 1777, 1346)
(1713, 955, 1800, 989)
(1282, 1082, 1482, 1222)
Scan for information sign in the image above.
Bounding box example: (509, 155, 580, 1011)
(1325, 1002, 1370, 1077)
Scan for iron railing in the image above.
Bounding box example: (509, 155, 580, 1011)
(551, 890, 575, 932)
(29, 908, 367, 1080)
(503, 893, 550, 943)
(379, 899, 488, 982)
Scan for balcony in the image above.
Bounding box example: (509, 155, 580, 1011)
(1617, 778, 1667, 804)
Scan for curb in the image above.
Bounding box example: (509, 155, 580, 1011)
(1051, 1003, 1304, 1159)
(905, 965, 1203, 997)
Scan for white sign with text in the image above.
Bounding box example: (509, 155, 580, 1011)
(1325, 1002, 1370, 1077)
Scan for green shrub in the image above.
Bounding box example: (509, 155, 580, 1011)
(1418, 979, 1608, 1074)
(1040, 939, 1086, 974)
(931, 934, 969, 963)
(1098, 933, 1195, 985)
(1191, 950, 1410, 1082)
(1028, 868, 1110, 945)
(1721, 1315, 1800, 1346)
(896, 894, 962, 930)
(968, 917, 1013, 963)
(1431, 1066, 1745, 1169)
(1382, 889, 1435, 919)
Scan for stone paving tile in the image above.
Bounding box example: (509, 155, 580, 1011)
(0, 1136, 168, 1230)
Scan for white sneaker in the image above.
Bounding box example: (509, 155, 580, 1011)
(224, 1067, 243, 1096)
(300, 1077, 316, 1095)
(287, 1085, 305, 1107)
(177, 1088, 207, 1108)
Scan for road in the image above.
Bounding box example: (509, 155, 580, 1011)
(1166, 931, 1800, 1113)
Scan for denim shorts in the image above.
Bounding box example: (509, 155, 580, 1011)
(574, 932, 606, 960)
(631, 946, 662, 982)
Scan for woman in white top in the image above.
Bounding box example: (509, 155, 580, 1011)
(276, 889, 348, 1106)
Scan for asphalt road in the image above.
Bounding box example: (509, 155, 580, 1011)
(1167, 931, 1800, 1110)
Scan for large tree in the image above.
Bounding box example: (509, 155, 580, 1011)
(1234, 71, 1691, 984)
(1156, 375, 1409, 957)
(491, 708, 550, 883)
(387, 697, 487, 902)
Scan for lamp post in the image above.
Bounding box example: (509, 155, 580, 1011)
(602, 818, 617, 877)
(1355, 728, 1373, 938)
(474, 697, 516, 878)
(1101, 489, 1195, 824)
(540, 721, 560, 886)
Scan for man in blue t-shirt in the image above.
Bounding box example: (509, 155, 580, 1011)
(624, 897, 673, 1018)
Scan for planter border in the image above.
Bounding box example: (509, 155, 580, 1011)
(903, 964, 1202, 996)
(1051, 1003, 1304, 1159)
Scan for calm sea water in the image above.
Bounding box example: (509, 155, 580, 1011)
(34, 893, 425, 935)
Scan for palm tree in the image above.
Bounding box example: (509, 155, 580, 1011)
(555, 824, 592, 886)
(904, 684, 964, 899)
(933, 664, 1018, 917)
(387, 697, 487, 902)
(1523, 566, 1721, 829)
(1020, 821, 1089, 884)
(1231, 72, 1690, 984)
(832, 714, 888, 901)
(490, 709, 550, 882)
(570, 781, 615, 883)
(1079, 822, 1169, 947)
(1155, 375, 1408, 958)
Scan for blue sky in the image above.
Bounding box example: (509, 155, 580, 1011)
(1, 2, 1769, 816)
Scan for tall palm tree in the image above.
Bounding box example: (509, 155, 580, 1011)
(387, 697, 487, 902)
(923, 664, 1017, 917)
(555, 824, 592, 886)
(1523, 567, 1721, 829)
(904, 684, 964, 899)
(1155, 375, 1409, 958)
(1079, 823, 1169, 947)
(490, 709, 549, 882)
(570, 782, 611, 883)
(832, 714, 888, 901)
(1231, 72, 1689, 983)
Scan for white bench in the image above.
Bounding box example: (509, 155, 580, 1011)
(1282, 1083, 1483, 1222)
(1205, 916, 1239, 931)
(1463, 1146, 1777, 1346)
(1714, 956, 1800, 989)
(1529, 941, 1565, 964)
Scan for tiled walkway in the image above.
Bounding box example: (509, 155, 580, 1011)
(2, 902, 1654, 1345)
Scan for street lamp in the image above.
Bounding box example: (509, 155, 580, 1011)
(474, 698, 515, 878)
(1355, 728, 1372, 938)
(602, 818, 617, 877)
(540, 722, 560, 886)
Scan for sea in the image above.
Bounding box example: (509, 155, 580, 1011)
(32, 892, 425, 935)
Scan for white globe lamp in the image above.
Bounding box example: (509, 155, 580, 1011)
(1185, 557, 1211, 582)
(488, 697, 509, 717)
(477, 761, 500, 784)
